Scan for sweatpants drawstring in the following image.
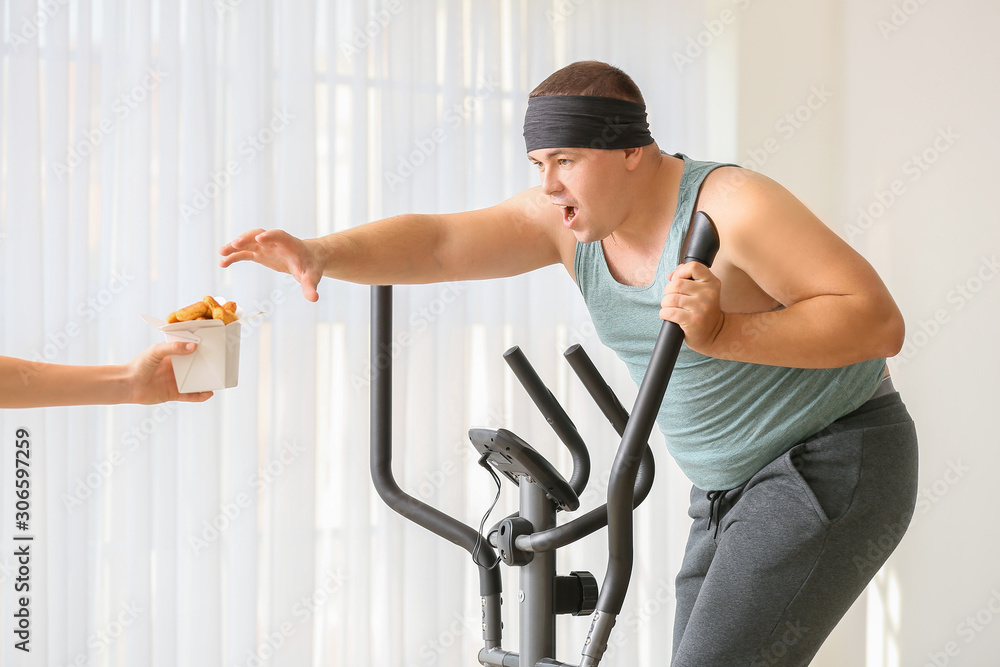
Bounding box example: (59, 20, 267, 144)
(706, 489, 725, 539)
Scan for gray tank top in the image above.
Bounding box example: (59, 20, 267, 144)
(574, 153, 884, 489)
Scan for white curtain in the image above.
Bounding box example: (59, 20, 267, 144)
(0, 1, 708, 665)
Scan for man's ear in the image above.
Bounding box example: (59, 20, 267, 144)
(623, 146, 644, 170)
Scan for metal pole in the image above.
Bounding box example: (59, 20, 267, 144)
(519, 481, 556, 666)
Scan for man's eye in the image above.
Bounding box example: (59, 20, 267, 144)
(558, 159, 571, 166)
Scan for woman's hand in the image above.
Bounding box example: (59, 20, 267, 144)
(124, 341, 213, 404)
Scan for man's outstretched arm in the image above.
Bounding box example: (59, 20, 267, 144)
(219, 187, 574, 301)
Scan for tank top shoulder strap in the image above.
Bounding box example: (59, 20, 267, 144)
(661, 153, 742, 268)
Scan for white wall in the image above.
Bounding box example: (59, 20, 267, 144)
(715, 0, 1000, 664)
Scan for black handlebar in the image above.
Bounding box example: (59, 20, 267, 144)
(369, 287, 502, 598)
(503, 346, 591, 496)
(506, 345, 656, 555)
(595, 211, 720, 617)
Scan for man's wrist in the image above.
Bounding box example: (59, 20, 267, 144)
(306, 236, 334, 276)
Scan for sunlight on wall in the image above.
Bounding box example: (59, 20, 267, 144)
(866, 565, 902, 667)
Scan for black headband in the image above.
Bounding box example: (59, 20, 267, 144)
(523, 94, 654, 153)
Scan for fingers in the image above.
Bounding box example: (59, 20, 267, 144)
(163, 341, 198, 355)
(661, 262, 721, 322)
(234, 228, 296, 257)
(218, 228, 267, 267)
(253, 228, 292, 246)
(301, 281, 319, 302)
(153, 343, 213, 402)
(218, 250, 259, 268)
(663, 263, 714, 300)
(142, 341, 197, 365)
(659, 297, 690, 323)
(174, 389, 214, 403)
(669, 261, 713, 282)
(219, 228, 267, 255)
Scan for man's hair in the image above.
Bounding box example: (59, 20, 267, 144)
(529, 61, 645, 105)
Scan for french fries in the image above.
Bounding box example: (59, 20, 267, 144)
(167, 296, 238, 324)
(211, 306, 237, 325)
(167, 301, 209, 323)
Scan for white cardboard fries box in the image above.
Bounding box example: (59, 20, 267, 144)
(142, 305, 243, 393)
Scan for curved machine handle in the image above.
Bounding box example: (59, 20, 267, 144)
(368, 286, 503, 602)
(505, 345, 657, 555)
(503, 346, 591, 496)
(579, 211, 720, 666)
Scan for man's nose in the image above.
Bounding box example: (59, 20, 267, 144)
(540, 168, 562, 196)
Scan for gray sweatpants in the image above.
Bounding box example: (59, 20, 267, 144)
(671, 390, 919, 666)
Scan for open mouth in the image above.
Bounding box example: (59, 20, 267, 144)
(562, 206, 577, 226)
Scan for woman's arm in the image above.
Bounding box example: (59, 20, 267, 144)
(0, 342, 213, 408)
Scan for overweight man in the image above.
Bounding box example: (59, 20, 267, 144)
(220, 61, 918, 666)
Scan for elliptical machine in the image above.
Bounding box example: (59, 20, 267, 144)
(370, 212, 719, 666)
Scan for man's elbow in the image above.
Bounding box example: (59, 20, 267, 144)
(875, 306, 906, 359)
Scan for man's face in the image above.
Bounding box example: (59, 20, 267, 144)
(527, 147, 626, 243)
